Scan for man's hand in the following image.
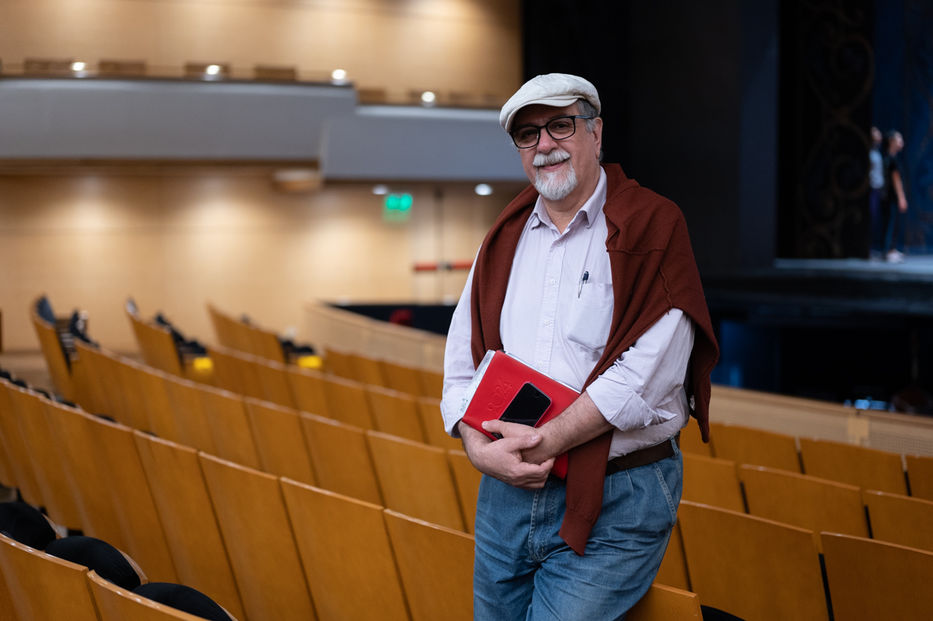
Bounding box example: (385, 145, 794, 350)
(458, 421, 554, 489)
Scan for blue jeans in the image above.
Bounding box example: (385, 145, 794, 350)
(472, 440, 682, 621)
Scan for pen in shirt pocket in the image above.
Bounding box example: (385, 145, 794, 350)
(577, 270, 589, 297)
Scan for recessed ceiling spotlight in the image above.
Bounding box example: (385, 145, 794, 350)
(205, 64, 222, 76)
(331, 68, 347, 82)
(420, 91, 436, 106)
(474, 183, 493, 196)
(71, 61, 87, 73)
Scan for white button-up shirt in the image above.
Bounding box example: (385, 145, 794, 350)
(441, 169, 695, 458)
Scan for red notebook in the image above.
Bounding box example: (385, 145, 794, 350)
(458, 350, 579, 478)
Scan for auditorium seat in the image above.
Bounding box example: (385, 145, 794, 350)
(821, 532, 933, 620)
(133, 363, 185, 442)
(251, 358, 297, 409)
(279, 480, 409, 621)
(285, 367, 331, 417)
(79, 413, 177, 581)
(0, 532, 100, 621)
(628, 583, 702, 621)
(0, 380, 45, 511)
(365, 385, 427, 443)
(88, 569, 227, 621)
(127, 307, 186, 378)
(681, 453, 745, 512)
(383, 509, 474, 621)
(207, 347, 266, 401)
(163, 377, 218, 454)
(654, 521, 690, 591)
(366, 431, 465, 531)
(322, 347, 354, 380)
(861, 489, 933, 552)
(44, 400, 129, 551)
(242, 398, 316, 485)
(30, 297, 81, 403)
(799, 437, 908, 494)
(418, 368, 444, 399)
(198, 453, 316, 621)
(738, 464, 868, 544)
(23, 57, 75, 76)
(198, 387, 262, 470)
(379, 359, 424, 396)
(446, 449, 481, 534)
(415, 396, 461, 450)
(679, 421, 712, 457)
(345, 352, 388, 387)
(320, 374, 375, 429)
(133, 431, 245, 621)
(906, 453, 933, 501)
(708, 422, 801, 472)
(299, 413, 382, 505)
(678, 501, 829, 621)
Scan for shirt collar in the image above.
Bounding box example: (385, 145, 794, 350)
(529, 167, 608, 231)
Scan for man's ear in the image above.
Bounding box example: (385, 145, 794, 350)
(592, 117, 604, 157)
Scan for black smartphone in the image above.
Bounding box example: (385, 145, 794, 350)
(499, 382, 552, 427)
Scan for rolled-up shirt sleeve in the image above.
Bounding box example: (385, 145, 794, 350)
(586, 309, 695, 432)
(440, 265, 477, 437)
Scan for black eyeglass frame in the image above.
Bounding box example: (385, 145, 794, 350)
(509, 115, 596, 149)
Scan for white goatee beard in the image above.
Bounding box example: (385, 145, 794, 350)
(533, 149, 577, 201)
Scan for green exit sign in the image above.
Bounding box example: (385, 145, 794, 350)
(383, 193, 413, 222)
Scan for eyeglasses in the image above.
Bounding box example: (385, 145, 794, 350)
(509, 115, 595, 149)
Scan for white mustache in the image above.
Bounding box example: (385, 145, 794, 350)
(533, 149, 570, 167)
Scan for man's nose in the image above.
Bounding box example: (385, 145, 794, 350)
(536, 129, 558, 152)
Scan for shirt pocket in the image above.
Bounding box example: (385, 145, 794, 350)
(565, 282, 614, 352)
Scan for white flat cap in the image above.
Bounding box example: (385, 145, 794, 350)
(499, 73, 601, 132)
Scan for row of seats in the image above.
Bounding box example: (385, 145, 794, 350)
(678, 452, 933, 553)
(670, 500, 933, 620)
(37, 341, 474, 532)
(0, 378, 701, 620)
(679, 417, 933, 500)
(30, 298, 933, 617)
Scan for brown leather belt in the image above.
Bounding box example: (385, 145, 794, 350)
(605, 434, 679, 475)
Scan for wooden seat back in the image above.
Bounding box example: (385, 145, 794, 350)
(285, 367, 330, 417)
(906, 453, 933, 501)
(821, 532, 933, 620)
(198, 387, 262, 469)
(133, 431, 245, 620)
(0, 532, 100, 621)
(446, 449, 481, 533)
(681, 453, 744, 512)
(677, 501, 828, 621)
(628, 583, 702, 621)
(862, 489, 933, 552)
(243, 398, 315, 484)
(280, 480, 409, 621)
(198, 453, 316, 621)
(416, 397, 461, 450)
(366, 431, 465, 531)
(739, 464, 868, 544)
(88, 570, 222, 621)
(383, 509, 474, 621)
(799, 437, 907, 494)
(365, 385, 426, 442)
(320, 374, 374, 429)
(709, 422, 801, 472)
(299, 413, 382, 504)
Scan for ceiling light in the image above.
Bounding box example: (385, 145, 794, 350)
(420, 91, 436, 106)
(331, 68, 347, 82)
(474, 183, 493, 196)
(372, 184, 389, 195)
(205, 64, 222, 76)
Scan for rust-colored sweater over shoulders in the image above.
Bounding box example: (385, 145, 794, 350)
(470, 163, 719, 555)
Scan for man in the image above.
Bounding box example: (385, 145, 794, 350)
(881, 130, 908, 263)
(868, 127, 885, 259)
(441, 73, 719, 620)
